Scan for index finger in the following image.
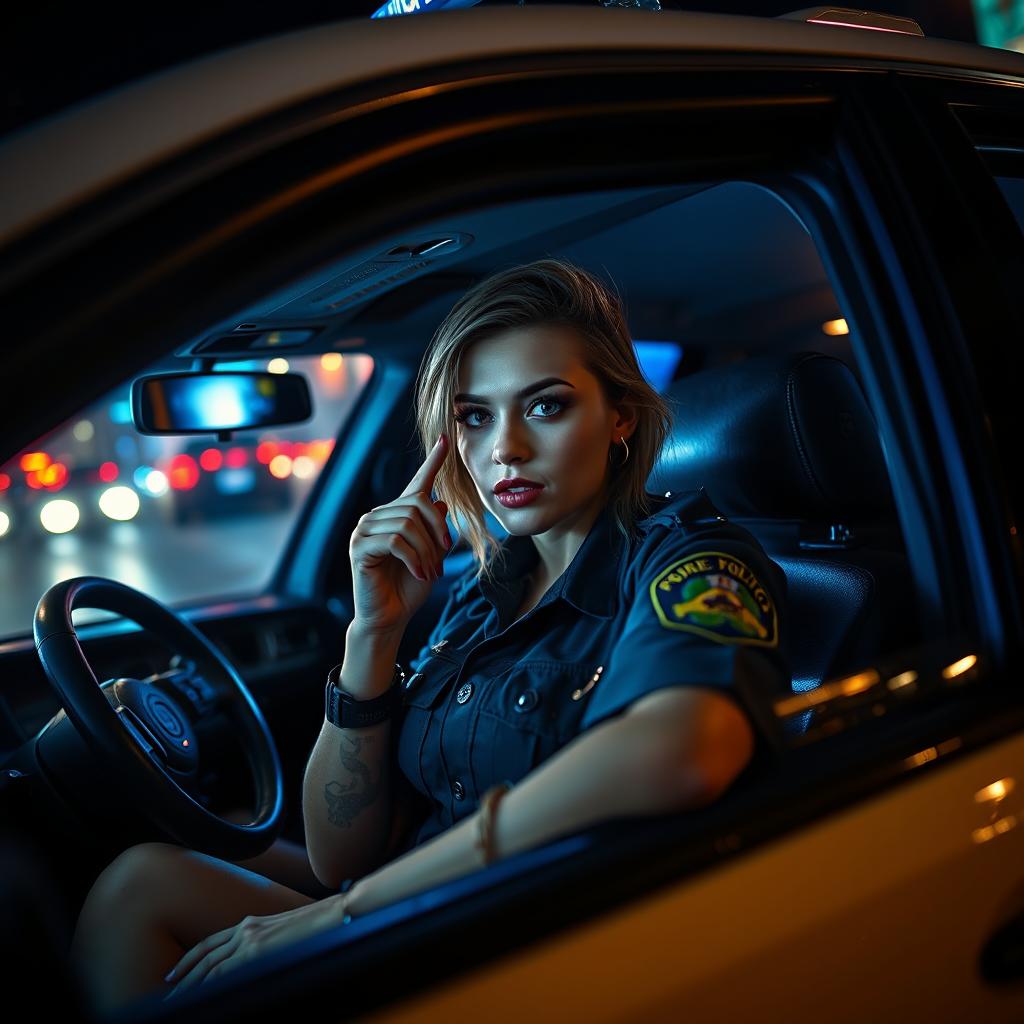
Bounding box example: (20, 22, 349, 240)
(400, 433, 449, 498)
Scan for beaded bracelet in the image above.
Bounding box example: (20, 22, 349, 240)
(475, 783, 511, 867)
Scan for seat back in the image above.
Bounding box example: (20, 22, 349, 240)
(650, 351, 914, 701)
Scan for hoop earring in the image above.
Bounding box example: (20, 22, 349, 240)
(609, 437, 630, 467)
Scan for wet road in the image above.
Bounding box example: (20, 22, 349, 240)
(0, 510, 297, 641)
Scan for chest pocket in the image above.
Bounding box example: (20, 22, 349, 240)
(471, 659, 598, 792)
(396, 650, 460, 800)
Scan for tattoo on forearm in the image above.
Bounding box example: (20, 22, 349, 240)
(324, 733, 384, 828)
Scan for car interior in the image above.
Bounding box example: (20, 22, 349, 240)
(0, 176, 922, 1009)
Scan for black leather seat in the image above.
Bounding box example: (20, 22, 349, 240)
(650, 351, 915, 709)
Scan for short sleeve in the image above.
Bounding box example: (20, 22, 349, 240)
(579, 533, 790, 744)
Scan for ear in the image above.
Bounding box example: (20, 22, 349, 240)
(610, 399, 639, 441)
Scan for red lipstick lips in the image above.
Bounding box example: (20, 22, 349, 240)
(494, 478, 544, 508)
(493, 477, 543, 494)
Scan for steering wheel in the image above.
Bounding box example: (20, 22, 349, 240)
(33, 576, 284, 859)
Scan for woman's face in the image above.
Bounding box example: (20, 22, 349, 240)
(453, 324, 633, 536)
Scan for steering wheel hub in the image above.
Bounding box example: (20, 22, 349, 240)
(108, 678, 199, 774)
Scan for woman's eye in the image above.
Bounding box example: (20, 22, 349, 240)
(454, 407, 486, 428)
(533, 398, 563, 417)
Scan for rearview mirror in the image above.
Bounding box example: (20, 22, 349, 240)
(130, 372, 313, 435)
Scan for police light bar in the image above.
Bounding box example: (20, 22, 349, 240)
(779, 7, 925, 36)
(372, 0, 482, 18)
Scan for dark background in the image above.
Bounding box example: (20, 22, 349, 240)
(1, 1, 981, 140)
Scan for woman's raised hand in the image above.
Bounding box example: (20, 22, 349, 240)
(349, 433, 452, 635)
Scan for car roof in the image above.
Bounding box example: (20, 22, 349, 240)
(2, 7, 1023, 250)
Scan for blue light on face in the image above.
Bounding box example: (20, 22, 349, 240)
(633, 341, 683, 393)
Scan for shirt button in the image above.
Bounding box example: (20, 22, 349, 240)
(456, 682, 473, 704)
(514, 689, 539, 712)
(452, 780, 465, 801)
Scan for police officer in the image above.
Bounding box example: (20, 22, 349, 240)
(326, 257, 790, 912)
(145, 258, 790, 1006)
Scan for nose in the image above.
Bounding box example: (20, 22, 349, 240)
(491, 413, 532, 467)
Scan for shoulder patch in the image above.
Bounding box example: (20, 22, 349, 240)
(649, 549, 778, 648)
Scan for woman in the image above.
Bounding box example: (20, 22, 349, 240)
(69, 258, 789, 1014)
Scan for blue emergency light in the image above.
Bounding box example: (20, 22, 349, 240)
(372, 0, 482, 19)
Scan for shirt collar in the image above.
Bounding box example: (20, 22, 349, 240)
(478, 488, 722, 625)
(482, 499, 629, 622)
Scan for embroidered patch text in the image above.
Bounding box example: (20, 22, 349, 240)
(649, 550, 778, 648)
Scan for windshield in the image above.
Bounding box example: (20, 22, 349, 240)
(0, 353, 373, 640)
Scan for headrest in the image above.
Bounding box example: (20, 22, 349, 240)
(650, 351, 893, 521)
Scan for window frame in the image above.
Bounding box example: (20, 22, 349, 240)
(835, 70, 1024, 669)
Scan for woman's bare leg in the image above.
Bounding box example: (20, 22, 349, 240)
(221, 808, 337, 899)
(70, 841, 317, 1017)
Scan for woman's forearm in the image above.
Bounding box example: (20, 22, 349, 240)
(346, 707, 698, 918)
(302, 718, 392, 888)
(302, 621, 406, 889)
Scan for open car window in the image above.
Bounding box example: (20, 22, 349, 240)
(337, 178, 929, 756)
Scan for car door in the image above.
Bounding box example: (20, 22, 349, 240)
(1, 8, 1023, 1022)
(364, 61, 1024, 1024)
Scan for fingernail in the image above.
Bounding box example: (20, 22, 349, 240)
(164, 969, 176, 982)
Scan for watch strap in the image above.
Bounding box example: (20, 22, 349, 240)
(324, 661, 405, 729)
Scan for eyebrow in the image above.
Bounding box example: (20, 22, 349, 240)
(454, 377, 575, 405)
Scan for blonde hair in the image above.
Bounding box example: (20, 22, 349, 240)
(414, 258, 674, 584)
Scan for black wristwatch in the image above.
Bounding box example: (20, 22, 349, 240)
(324, 661, 406, 729)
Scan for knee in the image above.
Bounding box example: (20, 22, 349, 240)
(74, 842, 181, 942)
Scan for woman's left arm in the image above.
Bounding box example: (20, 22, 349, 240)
(165, 686, 751, 996)
(347, 685, 753, 917)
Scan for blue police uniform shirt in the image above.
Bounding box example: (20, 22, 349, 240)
(392, 487, 791, 854)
